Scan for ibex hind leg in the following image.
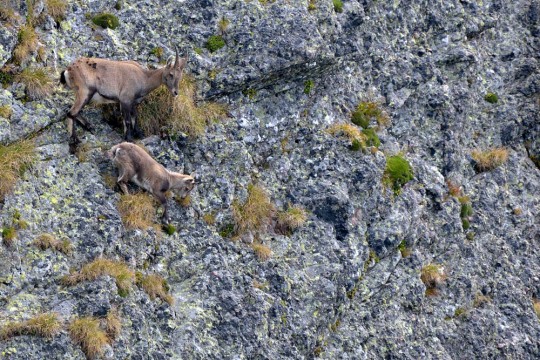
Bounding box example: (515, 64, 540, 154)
(121, 102, 135, 142)
(130, 106, 144, 139)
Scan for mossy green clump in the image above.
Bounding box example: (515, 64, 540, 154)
(206, 35, 225, 53)
(308, 0, 316, 11)
(92, 13, 120, 30)
(460, 203, 473, 218)
(2, 227, 17, 246)
(0, 69, 14, 87)
(462, 218, 470, 230)
(149, 47, 164, 60)
(304, 79, 314, 95)
(383, 155, 414, 195)
(333, 0, 343, 13)
(163, 223, 176, 235)
(219, 223, 235, 238)
(484, 92, 498, 104)
(350, 139, 361, 151)
(397, 239, 411, 257)
(243, 88, 257, 100)
(351, 101, 389, 128)
(362, 128, 380, 148)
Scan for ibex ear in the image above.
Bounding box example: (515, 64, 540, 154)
(166, 55, 175, 68)
(176, 57, 187, 70)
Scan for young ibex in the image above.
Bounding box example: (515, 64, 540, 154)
(107, 142, 195, 223)
(61, 49, 187, 153)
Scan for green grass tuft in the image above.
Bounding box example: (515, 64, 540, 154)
(333, 0, 343, 13)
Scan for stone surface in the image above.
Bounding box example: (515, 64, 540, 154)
(1, 0, 539, 359)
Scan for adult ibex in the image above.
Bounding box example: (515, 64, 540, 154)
(61, 49, 187, 153)
(107, 142, 195, 224)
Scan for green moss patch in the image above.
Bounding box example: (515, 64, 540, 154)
(206, 35, 225, 53)
(92, 13, 120, 29)
(383, 155, 413, 195)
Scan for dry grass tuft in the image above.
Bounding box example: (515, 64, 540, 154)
(327, 123, 367, 150)
(203, 212, 216, 225)
(446, 180, 461, 197)
(421, 263, 447, 296)
(15, 67, 54, 100)
(533, 298, 540, 319)
(278, 206, 308, 230)
(62, 258, 135, 296)
(75, 142, 92, 162)
(0, 139, 36, 201)
(69, 317, 109, 359)
(276, 205, 308, 234)
(471, 147, 509, 172)
(251, 243, 272, 261)
(137, 75, 228, 137)
(103, 308, 121, 341)
(0, 313, 61, 340)
(117, 192, 159, 230)
(0, 104, 12, 119)
(136, 273, 174, 305)
(0, 2, 18, 23)
(178, 195, 191, 207)
(33, 233, 73, 255)
(13, 25, 38, 64)
(45, 0, 67, 22)
(232, 184, 275, 235)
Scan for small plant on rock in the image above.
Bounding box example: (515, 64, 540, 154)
(15, 67, 54, 100)
(484, 92, 498, 104)
(421, 263, 446, 296)
(218, 16, 230, 34)
(383, 155, 414, 195)
(251, 243, 272, 261)
(104, 308, 121, 341)
(232, 184, 275, 236)
(136, 273, 174, 305)
(137, 75, 228, 138)
(69, 316, 109, 359)
(351, 101, 389, 129)
(206, 35, 225, 53)
(533, 298, 540, 319)
(362, 128, 380, 148)
(33, 233, 74, 255)
(91, 13, 119, 29)
(13, 25, 38, 64)
(471, 147, 508, 172)
(62, 258, 135, 297)
(333, 0, 343, 13)
(327, 123, 367, 151)
(0, 105, 12, 119)
(0, 313, 61, 340)
(117, 192, 159, 230)
(45, 0, 67, 22)
(304, 79, 314, 95)
(276, 205, 308, 234)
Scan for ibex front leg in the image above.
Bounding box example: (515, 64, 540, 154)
(67, 90, 94, 154)
(121, 102, 135, 142)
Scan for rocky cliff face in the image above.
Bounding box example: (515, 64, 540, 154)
(1, 0, 539, 359)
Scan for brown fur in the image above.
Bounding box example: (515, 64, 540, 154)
(108, 142, 194, 222)
(62, 51, 187, 153)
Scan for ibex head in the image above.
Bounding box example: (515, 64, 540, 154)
(163, 47, 187, 97)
